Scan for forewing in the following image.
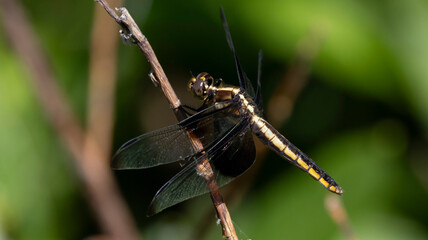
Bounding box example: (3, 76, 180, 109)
(112, 101, 240, 169)
(112, 125, 194, 169)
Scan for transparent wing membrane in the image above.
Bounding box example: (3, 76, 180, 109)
(112, 101, 239, 169)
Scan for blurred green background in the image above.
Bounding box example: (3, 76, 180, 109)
(1, 0, 428, 239)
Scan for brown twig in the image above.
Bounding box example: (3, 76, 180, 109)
(267, 27, 325, 127)
(86, 0, 141, 239)
(86, 0, 123, 160)
(325, 195, 358, 240)
(96, 1, 238, 239)
(0, 0, 140, 239)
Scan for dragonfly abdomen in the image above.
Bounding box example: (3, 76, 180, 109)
(250, 115, 343, 195)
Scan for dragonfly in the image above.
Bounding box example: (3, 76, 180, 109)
(112, 8, 343, 216)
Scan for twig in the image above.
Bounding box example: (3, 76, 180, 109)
(96, 1, 238, 239)
(267, 26, 325, 127)
(86, 0, 123, 159)
(325, 195, 358, 240)
(86, 0, 141, 239)
(0, 0, 140, 239)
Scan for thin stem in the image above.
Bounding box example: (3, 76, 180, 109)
(325, 195, 358, 240)
(86, 0, 123, 160)
(0, 0, 140, 239)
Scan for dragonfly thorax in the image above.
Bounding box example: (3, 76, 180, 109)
(189, 72, 222, 100)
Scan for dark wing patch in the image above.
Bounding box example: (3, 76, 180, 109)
(254, 49, 263, 108)
(220, 8, 256, 98)
(213, 127, 256, 177)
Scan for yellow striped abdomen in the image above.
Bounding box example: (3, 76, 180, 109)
(250, 115, 343, 195)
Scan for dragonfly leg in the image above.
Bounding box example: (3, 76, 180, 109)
(172, 104, 202, 116)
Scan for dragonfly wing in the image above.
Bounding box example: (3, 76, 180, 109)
(147, 118, 255, 216)
(112, 124, 194, 169)
(112, 101, 240, 169)
(220, 8, 256, 98)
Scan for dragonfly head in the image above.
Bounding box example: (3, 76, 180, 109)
(189, 72, 221, 100)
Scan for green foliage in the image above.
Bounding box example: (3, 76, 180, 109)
(1, 0, 428, 239)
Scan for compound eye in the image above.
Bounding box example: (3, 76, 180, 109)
(188, 78, 196, 90)
(191, 72, 214, 99)
(206, 78, 212, 86)
(206, 74, 215, 87)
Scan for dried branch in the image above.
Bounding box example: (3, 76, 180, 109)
(86, 0, 123, 159)
(325, 195, 358, 240)
(96, 0, 238, 239)
(0, 0, 140, 239)
(267, 27, 325, 126)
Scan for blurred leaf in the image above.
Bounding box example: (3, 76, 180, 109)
(0, 43, 81, 239)
(355, 213, 428, 240)
(230, 0, 400, 101)
(227, 0, 428, 132)
(379, 0, 428, 133)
